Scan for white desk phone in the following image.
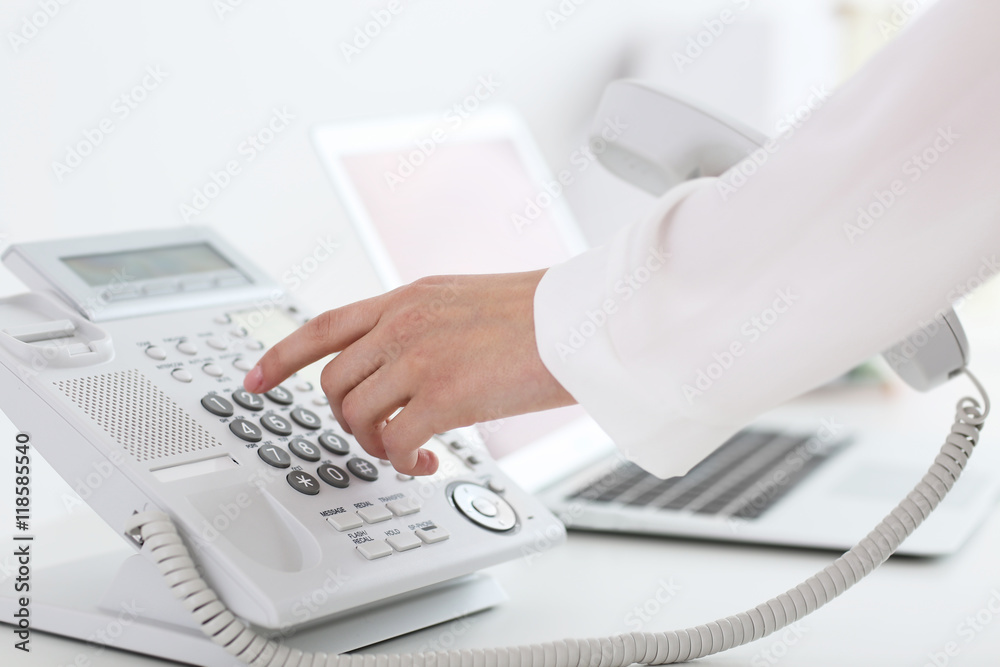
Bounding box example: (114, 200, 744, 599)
(0, 81, 992, 666)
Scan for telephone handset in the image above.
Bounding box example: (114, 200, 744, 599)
(0, 227, 566, 654)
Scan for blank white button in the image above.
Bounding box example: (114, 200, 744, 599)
(472, 497, 498, 517)
(66, 343, 91, 356)
(358, 506, 393, 524)
(296, 381, 313, 392)
(327, 514, 363, 532)
(145, 346, 167, 360)
(233, 358, 255, 372)
(230, 326, 248, 338)
(357, 540, 393, 560)
(386, 498, 421, 517)
(245, 340, 264, 351)
(214, 314, 231, 325)
(396, 473, 414, 482)
(312, 396, 329, 406)
(177, 341, 198, 355)
(202, 364, 223, 377)
(207, 337, 228, 350)
(387, 533, 422, 552)
(415, 525, 450, 544)
(171, 369, 193, 383)
(487, 479, 506, 494)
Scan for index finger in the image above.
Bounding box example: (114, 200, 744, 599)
(244, 298, 382, 394)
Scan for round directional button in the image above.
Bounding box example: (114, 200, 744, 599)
(261, 413, 292, 436)
(257, 444, 291, 468)
(201, 394, 234, 417)
(288, 437, 321, 462)
(347, 458, 379, 482)
(290, 407, 321, 430)
(232, 389, 264, 411)
(229, 419, 263, 443)
(451, 483, 517, 532)
(287, 470, 320, 496)
(265, 386, 294, 405)
(318, 432, 350, 456)
(317, 463, 350, 488)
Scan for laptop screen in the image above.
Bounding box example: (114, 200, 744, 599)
(331, 132, 590, 459)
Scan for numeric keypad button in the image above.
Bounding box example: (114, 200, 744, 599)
(317, 464, 350, 488)
(258, 445, 291, 468)
(201, 394, 234, 417)
(290, 407, 321, 430)
(288, 437, 321, 462)
(232, 389, 264, 411)
(261, 413, 292, 436)
(287, 471, 320, 496)
(347, 458, 379, 482)
(265, 386, 294, 405)
(318, 432, 350, 456)
(230, 419, 263, 442)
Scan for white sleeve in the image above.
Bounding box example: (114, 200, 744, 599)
(533, 0, 1000, 479)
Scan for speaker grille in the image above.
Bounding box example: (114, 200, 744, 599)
(55, 369, 222, 462)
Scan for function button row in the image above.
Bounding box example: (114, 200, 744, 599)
(326, 497, 423, 533)
(177, 340, 198, 355)
(355, 525, 450, 561)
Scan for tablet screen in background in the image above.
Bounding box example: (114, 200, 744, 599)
(338, 139, 588, 459)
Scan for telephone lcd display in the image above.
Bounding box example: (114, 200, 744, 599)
(62, 243, 235, 286)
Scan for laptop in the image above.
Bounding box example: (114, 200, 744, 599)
(312, 108, 1000, 556)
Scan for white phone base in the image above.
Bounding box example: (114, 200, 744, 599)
(0, 546, 506, 665)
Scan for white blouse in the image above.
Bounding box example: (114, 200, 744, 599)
(533, 0, 1000, 478)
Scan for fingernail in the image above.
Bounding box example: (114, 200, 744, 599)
(245, 365, 263, 392)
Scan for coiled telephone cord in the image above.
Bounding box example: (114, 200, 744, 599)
(124, 368, 991, 667)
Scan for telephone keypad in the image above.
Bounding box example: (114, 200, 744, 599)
(232, 389, 264, 411)
(230, 418, 263, 442)
(290, 407, 321, 430)
(201, 394, 234, 417)
(317, 464, 350, 488)
(288, 437, 321, 462)
(261, 412, 293, 436)
(347, 458, 379, 482)
(318, 432, 349, 455)
(258, 444, 291, 468)
(265, 386, 294, 405)
(287, 470, 320, 495)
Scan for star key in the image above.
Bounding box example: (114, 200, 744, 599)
(287, 470, 320, 495)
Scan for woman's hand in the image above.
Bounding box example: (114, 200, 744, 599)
(244, 270, 575, 476)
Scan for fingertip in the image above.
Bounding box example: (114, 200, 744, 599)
(244, 365, 264, 393)
(411, 449, 439, 476)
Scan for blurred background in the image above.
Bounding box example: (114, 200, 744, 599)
(4, 0, 1000, 542)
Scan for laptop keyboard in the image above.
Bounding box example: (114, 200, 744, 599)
(567, 429, 850, 520)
